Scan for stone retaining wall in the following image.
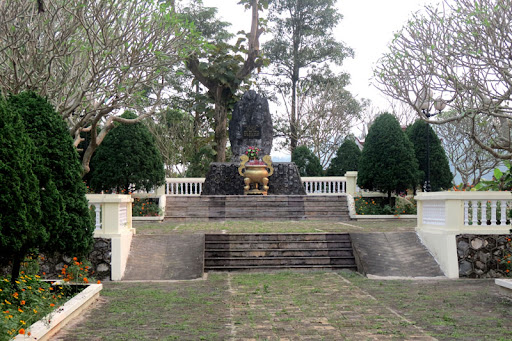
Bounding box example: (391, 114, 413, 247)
(457, 234, 511, 278)
(1, 238, 112, 281)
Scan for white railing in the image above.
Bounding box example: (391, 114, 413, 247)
(464, 199, 511, 226)
(88, 202, 102, 231)
(164, 172, 359, 196)
(416, 191, 512, 278)
(302, 176, 346, 195)
(166, 178, 204, 195)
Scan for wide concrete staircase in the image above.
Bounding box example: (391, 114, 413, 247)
(165, 195, 350, 221)
(204, 233, 357, 272)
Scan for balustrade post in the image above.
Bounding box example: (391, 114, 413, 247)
(344, 171, 358, 196)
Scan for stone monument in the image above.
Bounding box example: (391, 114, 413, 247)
(229, 90, 273, 161)
(201, 90, 306, 195)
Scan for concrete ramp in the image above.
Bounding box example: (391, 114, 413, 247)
(122, 234, 204, 281)
(350, 232, 444, 278)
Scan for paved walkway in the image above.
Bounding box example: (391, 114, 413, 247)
(52, 231, 446, 339)
(350, 232, 444, 278)
(53, 272, 438, 340)
(122, 234, 204, 281)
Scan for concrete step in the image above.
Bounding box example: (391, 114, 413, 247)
(165, 195, 351, 222)
(206, 264, 358, 272)
(204, 232, 357, 272)
(205, 249, 354, 258)
(204, 257, 357, 267)
(205, 233, 352, 242)
(205, 241, 352, 249)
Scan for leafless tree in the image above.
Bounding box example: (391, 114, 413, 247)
(0, 0, 195, 173)
(374, 0, 512, 160)
(296, 82, 362, 168)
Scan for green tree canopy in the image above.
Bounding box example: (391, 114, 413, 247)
(8, 92, 94, 258)
(89, 111, 165, 193)
(326, 138, 361, 176)
(357, 113, 418, 201)
(0, 98, 43, 284)
(406, 119, 453, 191)
(184, 0, 266, 162)
(292, 146, 323, 177)
(264, 0, 354, 153)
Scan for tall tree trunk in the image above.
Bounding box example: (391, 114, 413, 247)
(290, 79, 298, 154)
(11, 253, 22, 286)
(214, 88, 228, 162)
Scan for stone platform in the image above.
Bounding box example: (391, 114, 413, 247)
(165, 195, 350, 221)
(201, 162, 306, 195)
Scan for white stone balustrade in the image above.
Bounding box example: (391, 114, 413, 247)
(86, 194, 134, 281)
(301, 177, 347, 195)
(163, 171, 359, 196)
(416, 191, 512, 278)
(166, 177, 204, 195)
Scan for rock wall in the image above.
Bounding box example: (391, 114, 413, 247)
(457, 234, 512, 278)
(0, 238, 112, 281)
(202, 162, 306, 195)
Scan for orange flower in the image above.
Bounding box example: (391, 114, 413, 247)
(18, 328, 25, 335)
(97, 280, 101, 284)
(50, 303, 55, 307)
(20, 300, 25, 305)
(73, 257, 77, 261)
(83, 278, 89, 283)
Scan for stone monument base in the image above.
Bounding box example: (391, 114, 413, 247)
(201, 162, 306, 195)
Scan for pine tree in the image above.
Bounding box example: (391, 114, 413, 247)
(89, 111, 165, 193)
(9, 92, 94, 257)
(357, 113, 418, 202)
(0, 98, 44, 284)
(326, 138, 361, 176)
(292, 146, 323, 176)
(406, 119, 453, 191)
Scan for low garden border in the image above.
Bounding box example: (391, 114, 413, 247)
(13, 283, 102, 341)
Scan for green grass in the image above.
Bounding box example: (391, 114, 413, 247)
(53, 271, 512, 340)
(134, 218, 417, 234)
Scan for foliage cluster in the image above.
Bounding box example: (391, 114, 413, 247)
(0, 92, 93, 284)
(291, 146, 323, 176)
(406, 120, 453, 191)
(88, 111, 165, 194)
(326, 138, 361, 176)
(132, 198, 162, 217)
(245, 146, 261, 159)
(357, 113, 419, 201)
(0, 256, 96, 338)
(499, 236, 512, 275)
(475, 161, 512, 191)
(354, 196, 417, 216)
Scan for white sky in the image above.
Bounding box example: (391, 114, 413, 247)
(202, 0, 441, 110)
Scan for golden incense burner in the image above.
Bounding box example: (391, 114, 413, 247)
(238, 155, 274, 195)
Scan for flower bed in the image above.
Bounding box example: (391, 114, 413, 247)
(12, 283, 102, 341)
(1, 257, 101, 339)
(354, 196, 417, 216)
(132, 197, 162, 217)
